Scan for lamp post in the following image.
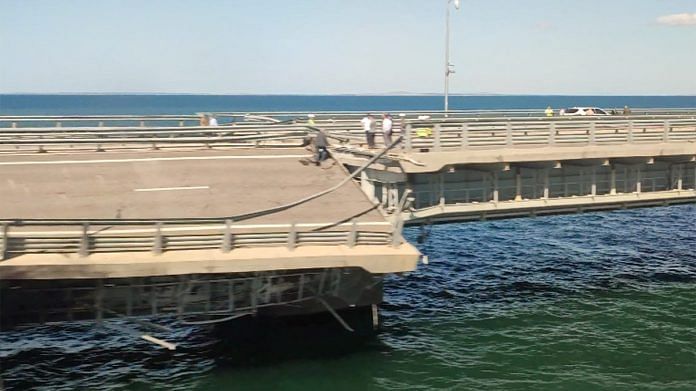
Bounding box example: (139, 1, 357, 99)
(444, 0, 460, 114)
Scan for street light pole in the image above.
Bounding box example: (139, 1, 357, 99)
(444, 0, 460, 114)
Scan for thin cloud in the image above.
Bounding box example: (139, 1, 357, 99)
(657, 13, 696, 26)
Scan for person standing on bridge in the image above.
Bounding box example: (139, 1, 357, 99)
(545, 106, 554, 117)
(199, 113, 209, 126)
(209, 115, 218, 126)
(382, 113, 393, 146)
(312, 130, 329, 166)
(361, 114, 376, 149)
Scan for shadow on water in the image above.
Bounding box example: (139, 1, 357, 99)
(0, 308, 387, 391)
(208, 308, 386, 368)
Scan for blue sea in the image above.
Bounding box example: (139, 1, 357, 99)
(1, 94, 695, 115)
(0, 95, 695, 390)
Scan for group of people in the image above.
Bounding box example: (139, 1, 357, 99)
(307, 112, 404, 167)
(361, 113, 402, 149)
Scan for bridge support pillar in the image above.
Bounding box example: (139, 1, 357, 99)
(636, 167, 642, 194)
(610, 165, 617, 195)
(514, 168, 522, 201)
(492, 171, 499, 204)
(438, 173, 445, 207)
(591, 167, 597, 196)
(543, 169, 550, 199)
(677, 164, 683, 191)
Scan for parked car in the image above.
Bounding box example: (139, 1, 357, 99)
(559, 107, 611, 116)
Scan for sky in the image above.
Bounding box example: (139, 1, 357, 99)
(1, 0, 695, 95)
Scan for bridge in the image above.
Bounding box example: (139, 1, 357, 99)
(1, 109, 694, 340)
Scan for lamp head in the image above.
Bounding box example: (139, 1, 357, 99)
(454, 0, 460, 9)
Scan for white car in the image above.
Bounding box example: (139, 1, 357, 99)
(559, 107, 611, 116)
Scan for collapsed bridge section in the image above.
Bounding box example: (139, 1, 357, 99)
(0, 147, 420, 329)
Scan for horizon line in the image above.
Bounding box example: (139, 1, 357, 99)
(2, 92, 695, 97)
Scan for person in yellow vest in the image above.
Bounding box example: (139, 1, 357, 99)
(545, 106, 554, 117)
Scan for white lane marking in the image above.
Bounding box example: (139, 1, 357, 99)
(0, 154, 309, 166)
(134, 186, 210, 192)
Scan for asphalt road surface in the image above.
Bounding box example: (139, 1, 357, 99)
(0, 149, 384, 225)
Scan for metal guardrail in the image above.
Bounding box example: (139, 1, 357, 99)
(398, 118, 696, 151)
(2, 108, 695, 128)
(0, 124, 313, 152)
(2, 111, 695, 153)
(0, 220, 399, 260)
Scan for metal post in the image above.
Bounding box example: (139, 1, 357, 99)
(636, 167, 642, 194)
(628, 120, 634, 143)
(543, 168, 550, 199)
(0, 223, 8, 260)
(663, 120, 670, 142)
(433, 124, 442, 151)
(444, 0, 451, 113)
(506, 121, 513, 146)
(152, 222, 163, 254)
(222, 219, 233, 252)
(78, 222, 90, 257)
(460, 123, 468, 149)
(589, 122, 596, 145)
(549, 122, 556, 145)
(443, 0, 460, 114)
(347, 220, 357, 248)
(287, 223, 297, 250)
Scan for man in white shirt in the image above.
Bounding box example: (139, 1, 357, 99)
(209, 116, 218, 126)
(361, 114, 376, 148)
(382, 113, 393, 146)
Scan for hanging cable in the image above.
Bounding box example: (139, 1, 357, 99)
(225, 136, 403, 223)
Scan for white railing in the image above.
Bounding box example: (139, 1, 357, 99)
(0, 219, 399, 260)
(401, 118, 696, 151)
